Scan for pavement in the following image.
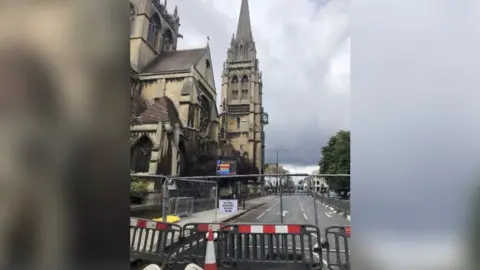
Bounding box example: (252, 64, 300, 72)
(171, 193, 350, 269)
(177, 196, 277, 227)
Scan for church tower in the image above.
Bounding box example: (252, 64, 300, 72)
(130, 0, 182, 72)
(220, 0, 267, 174)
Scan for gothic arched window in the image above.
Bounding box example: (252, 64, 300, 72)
(130, 136, 153, 173)
(130, 3, 136, 36)
(199, 96, 211, 137)
(231, 76, 239, 100)
(147, 14, 161, 50)
(238, 44, 244, 60)
(241, 75, 249, 99)
(163, 28, 174, 51)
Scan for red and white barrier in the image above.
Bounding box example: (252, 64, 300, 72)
(131, 218, 168, 231)
(236, 224, 301, 234)
(196, 223, 223, 232)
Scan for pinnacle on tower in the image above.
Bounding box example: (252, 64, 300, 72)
(235, 0, 253, 43)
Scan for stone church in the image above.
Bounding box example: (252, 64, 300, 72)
(129, 0, 220, 177)
(129, 0, 267, 184)
(219, 0, 268, 177)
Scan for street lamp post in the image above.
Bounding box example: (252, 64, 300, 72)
(276, 151, 284, 224)
(311, 176, 319, 227)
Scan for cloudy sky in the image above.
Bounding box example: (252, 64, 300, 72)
(166, 0, 350, 173)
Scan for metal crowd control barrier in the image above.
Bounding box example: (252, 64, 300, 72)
(167, 197, 195, 217)
(175, 197, 194, 216)
(172, 223, 225, 265)
(130, 218, 182, 263)
(168, 197, 178, 215)
(322, 226, 350, 270)
(218, 224, 323, 270)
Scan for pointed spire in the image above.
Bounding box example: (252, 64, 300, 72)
(235, 0, 253, 43)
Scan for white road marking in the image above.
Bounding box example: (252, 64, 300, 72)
(303, 213, 308, 220)
(311, 233, 323, 242)
(256, 212, 266, 219)
(266, 201, 278, 212)
(322, 258, 329, 267)
(325, 212, 332, 218)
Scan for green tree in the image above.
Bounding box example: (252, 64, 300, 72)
(318, 130, 350, 194)
(130, 177, 148, 204)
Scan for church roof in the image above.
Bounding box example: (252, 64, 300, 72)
(134, 96, 181, 125)
(142, 48, 206, 74)
(235, 0, 253, 43)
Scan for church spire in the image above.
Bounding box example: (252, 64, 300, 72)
(235, 0, 253, 43)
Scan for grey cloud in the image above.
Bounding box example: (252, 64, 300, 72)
(168, 0, 350, 166)
(259, 0, 350, 165)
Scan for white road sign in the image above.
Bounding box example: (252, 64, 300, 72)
(219, 199, 238, 214)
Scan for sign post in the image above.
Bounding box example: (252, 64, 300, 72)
(219, 199, 238, 214)
(216, 159, 239, 212)
(216, 159, 238, 175)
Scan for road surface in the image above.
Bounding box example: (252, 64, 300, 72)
(171, 194, 350, 269)
(229, 194, 350, 268)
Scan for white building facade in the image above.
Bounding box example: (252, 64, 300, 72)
(307, 169, 329, 193)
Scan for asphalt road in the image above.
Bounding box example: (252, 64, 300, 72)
(229, 194, 350, 269)
(165, 194, 350, 269)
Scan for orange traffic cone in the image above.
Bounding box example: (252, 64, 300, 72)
(204, 228, 217, 270)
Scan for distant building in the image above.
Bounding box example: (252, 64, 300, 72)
(264, 163, 287, 174)
(305, 169, 329, 193)
(263, 163, 290, 186)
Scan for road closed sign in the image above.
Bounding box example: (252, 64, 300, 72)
(219, 199, 238, 214)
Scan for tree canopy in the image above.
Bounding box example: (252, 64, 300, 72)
(318, 130, 350, 193)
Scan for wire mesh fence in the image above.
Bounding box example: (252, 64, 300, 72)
(130, 174, 219, 220)
(166, 177, 218, 218)
(130, 173, 351, 269)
